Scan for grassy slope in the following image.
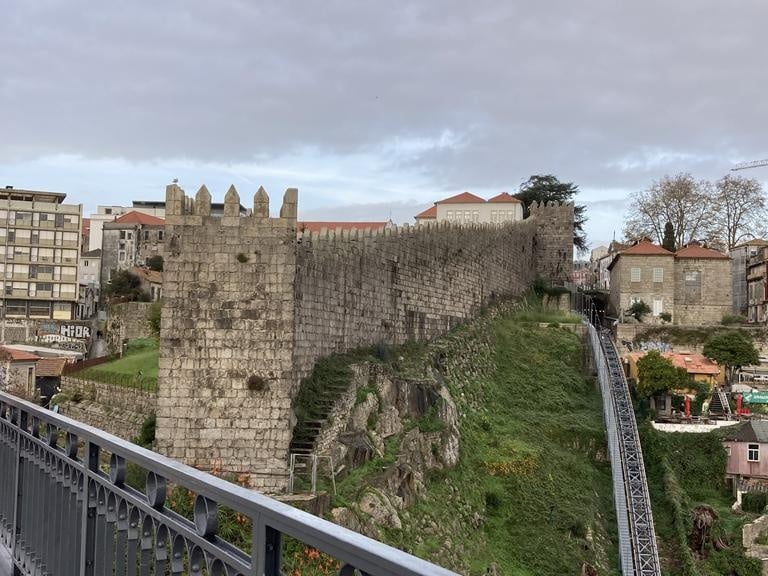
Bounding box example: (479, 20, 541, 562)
(333, 311, 619, 575)
(78, 338, 159, 387)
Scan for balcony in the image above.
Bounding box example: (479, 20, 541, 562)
(0, 392, 454, 576)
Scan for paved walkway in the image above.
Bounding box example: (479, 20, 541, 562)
(0, 542, 12, 576)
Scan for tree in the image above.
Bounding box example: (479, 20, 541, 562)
(628, 300, 651, 322)
(514, 174, 588, 253)
(107, 270, 149, 302)
(637, 350, 681, 398)
(147, 255, 164, 272)
(623, 173, 714, 247)
(661, 221, 676, 252)
(703, 330, 759, 384)
(710, 175, 767, 250)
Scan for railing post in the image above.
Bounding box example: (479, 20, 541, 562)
(11, 408, 26, 575)
(79, 441, 99, 576)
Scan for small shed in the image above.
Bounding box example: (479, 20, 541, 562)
(35, 357, 69, 408)
(723, 421, 768, 491)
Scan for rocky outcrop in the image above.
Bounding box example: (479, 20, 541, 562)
(313, 361, 460, 537)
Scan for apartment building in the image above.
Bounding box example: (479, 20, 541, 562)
(731, 239, 768, 317)
(0, 187, 82, 320)
(100, 211, 165, 287)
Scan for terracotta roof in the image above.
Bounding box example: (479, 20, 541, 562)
(607, 240, 673, 270)
(620, 239, 674, 256)
(131, 267, 163, 284)
(675, 244, 730, 260)
(36, 357, 68, 377)
(298, 221, 389, 233)
(414, 205, 437, 219)
(0, 346, 40, 362)
(114, 211, 165, 225)
(627, 351, 721, 376)
(436, 191, 486, 204)
(487, 192, 522, 204)
(82, 248, 102, 258)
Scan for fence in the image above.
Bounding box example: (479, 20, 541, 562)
(0, 390, 457, 576)
(64, 370, 157, 393)
(63, 354, 119, 375)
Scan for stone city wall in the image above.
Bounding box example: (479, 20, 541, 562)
(58, 376, 156, 441)
(107, 302, 153, 351)
(156, 183, 573, 493)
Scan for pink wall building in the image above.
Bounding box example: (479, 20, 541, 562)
(724, 421, 768, 491)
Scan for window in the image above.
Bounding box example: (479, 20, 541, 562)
(725, 446, 732, 457)
(653, 298, 663, 316)
(158, 230, 164, 241)
(36, 283, 53, 292)
(144, 230, 149, 241)
(83, 260, 89, 267)
(446, 211, 454, 220)
(126, 231, 133, 240)
(39, 212, 50, 221)
(8, 230, 16, 242)
(118, 251, 126, 262)
(749, 444, 760, 462)
(659, 396, 666, 410)
(630, 267, 641, 282)
(55, 214, 64, 228)
(653, 268, 663, 282)
(105, 208, 112, 215)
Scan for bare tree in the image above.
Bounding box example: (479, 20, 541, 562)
(623, 173, 714, 247)
(710, 175, 767, 250)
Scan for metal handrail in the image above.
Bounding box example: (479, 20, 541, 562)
(0, 391, 457, 576)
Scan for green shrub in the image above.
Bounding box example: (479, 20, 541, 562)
(722, 314, 748, 326)
(742, 492, 768, 513)
(659, 312, 672, 323)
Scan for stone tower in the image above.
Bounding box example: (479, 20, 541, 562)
(155, 183, 298, 492)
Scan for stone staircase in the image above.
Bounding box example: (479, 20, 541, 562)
(289, 382, 350, 455)
(709, 390, 732, 418)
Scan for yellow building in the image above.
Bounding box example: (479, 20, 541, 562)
(625, 351, 724, 388)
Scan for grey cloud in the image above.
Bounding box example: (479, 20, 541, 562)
(2, 0, 768, 199)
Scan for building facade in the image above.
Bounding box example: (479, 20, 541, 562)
(747, 246, 768, 323)
(608, 239, 731, 325)
(100, 211, 165, 288)
(730, 240, 768, 317)
(414, 192, 524, 224)
(0, 187, 82, 320)
(608, 240, 676, 320)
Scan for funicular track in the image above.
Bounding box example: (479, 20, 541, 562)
(587, 321, 661, 575)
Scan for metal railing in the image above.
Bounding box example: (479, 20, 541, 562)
(0, 391, 457, 576)
(585, 321, 661, 575)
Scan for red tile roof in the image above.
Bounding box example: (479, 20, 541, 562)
(620, 239, 674, 256)
(414, 205, 437, 219)
(298, 221, 389, 233)
(675, 245, 730, 260)
(436, 191, 486, 204)
(0, 347, 40, 362)
(36, 357, 68, 377)
(114, 211, 165, 225)
(628, 352, 721, 376)
(131, 267, 163, 284)
(487, 192, 522, 204)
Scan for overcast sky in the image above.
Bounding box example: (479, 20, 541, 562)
(2, 1, 767, 248)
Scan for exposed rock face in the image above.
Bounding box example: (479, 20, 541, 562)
(320, 362, 460, 536)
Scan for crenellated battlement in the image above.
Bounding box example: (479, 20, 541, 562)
(164, 183, 298, 226)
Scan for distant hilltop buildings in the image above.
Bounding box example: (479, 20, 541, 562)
(414, 191, 523, 225)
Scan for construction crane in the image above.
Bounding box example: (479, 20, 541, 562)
(732, 158, 768, 171)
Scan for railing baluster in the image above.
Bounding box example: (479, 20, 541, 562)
(114, 500, 128, 576)
(80, 441, 100, 576)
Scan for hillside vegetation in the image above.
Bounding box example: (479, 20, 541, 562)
(640, 426, 762, 576)
(312, 302, 619, 574)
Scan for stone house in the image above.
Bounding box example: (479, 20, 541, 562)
(414, 191, 524, 225)
(608, 239, 731, 325)
(746, 245, 768, 323)
(131, 267, 163, 301)
(608, 239, 676, 320)
(100, 211, 165, 293)
(673, 243, 732, 325)
(0, 346, 39, 396)
(35, 356, 68, 407)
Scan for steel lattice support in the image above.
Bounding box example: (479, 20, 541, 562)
(586, 322, 661, 576)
